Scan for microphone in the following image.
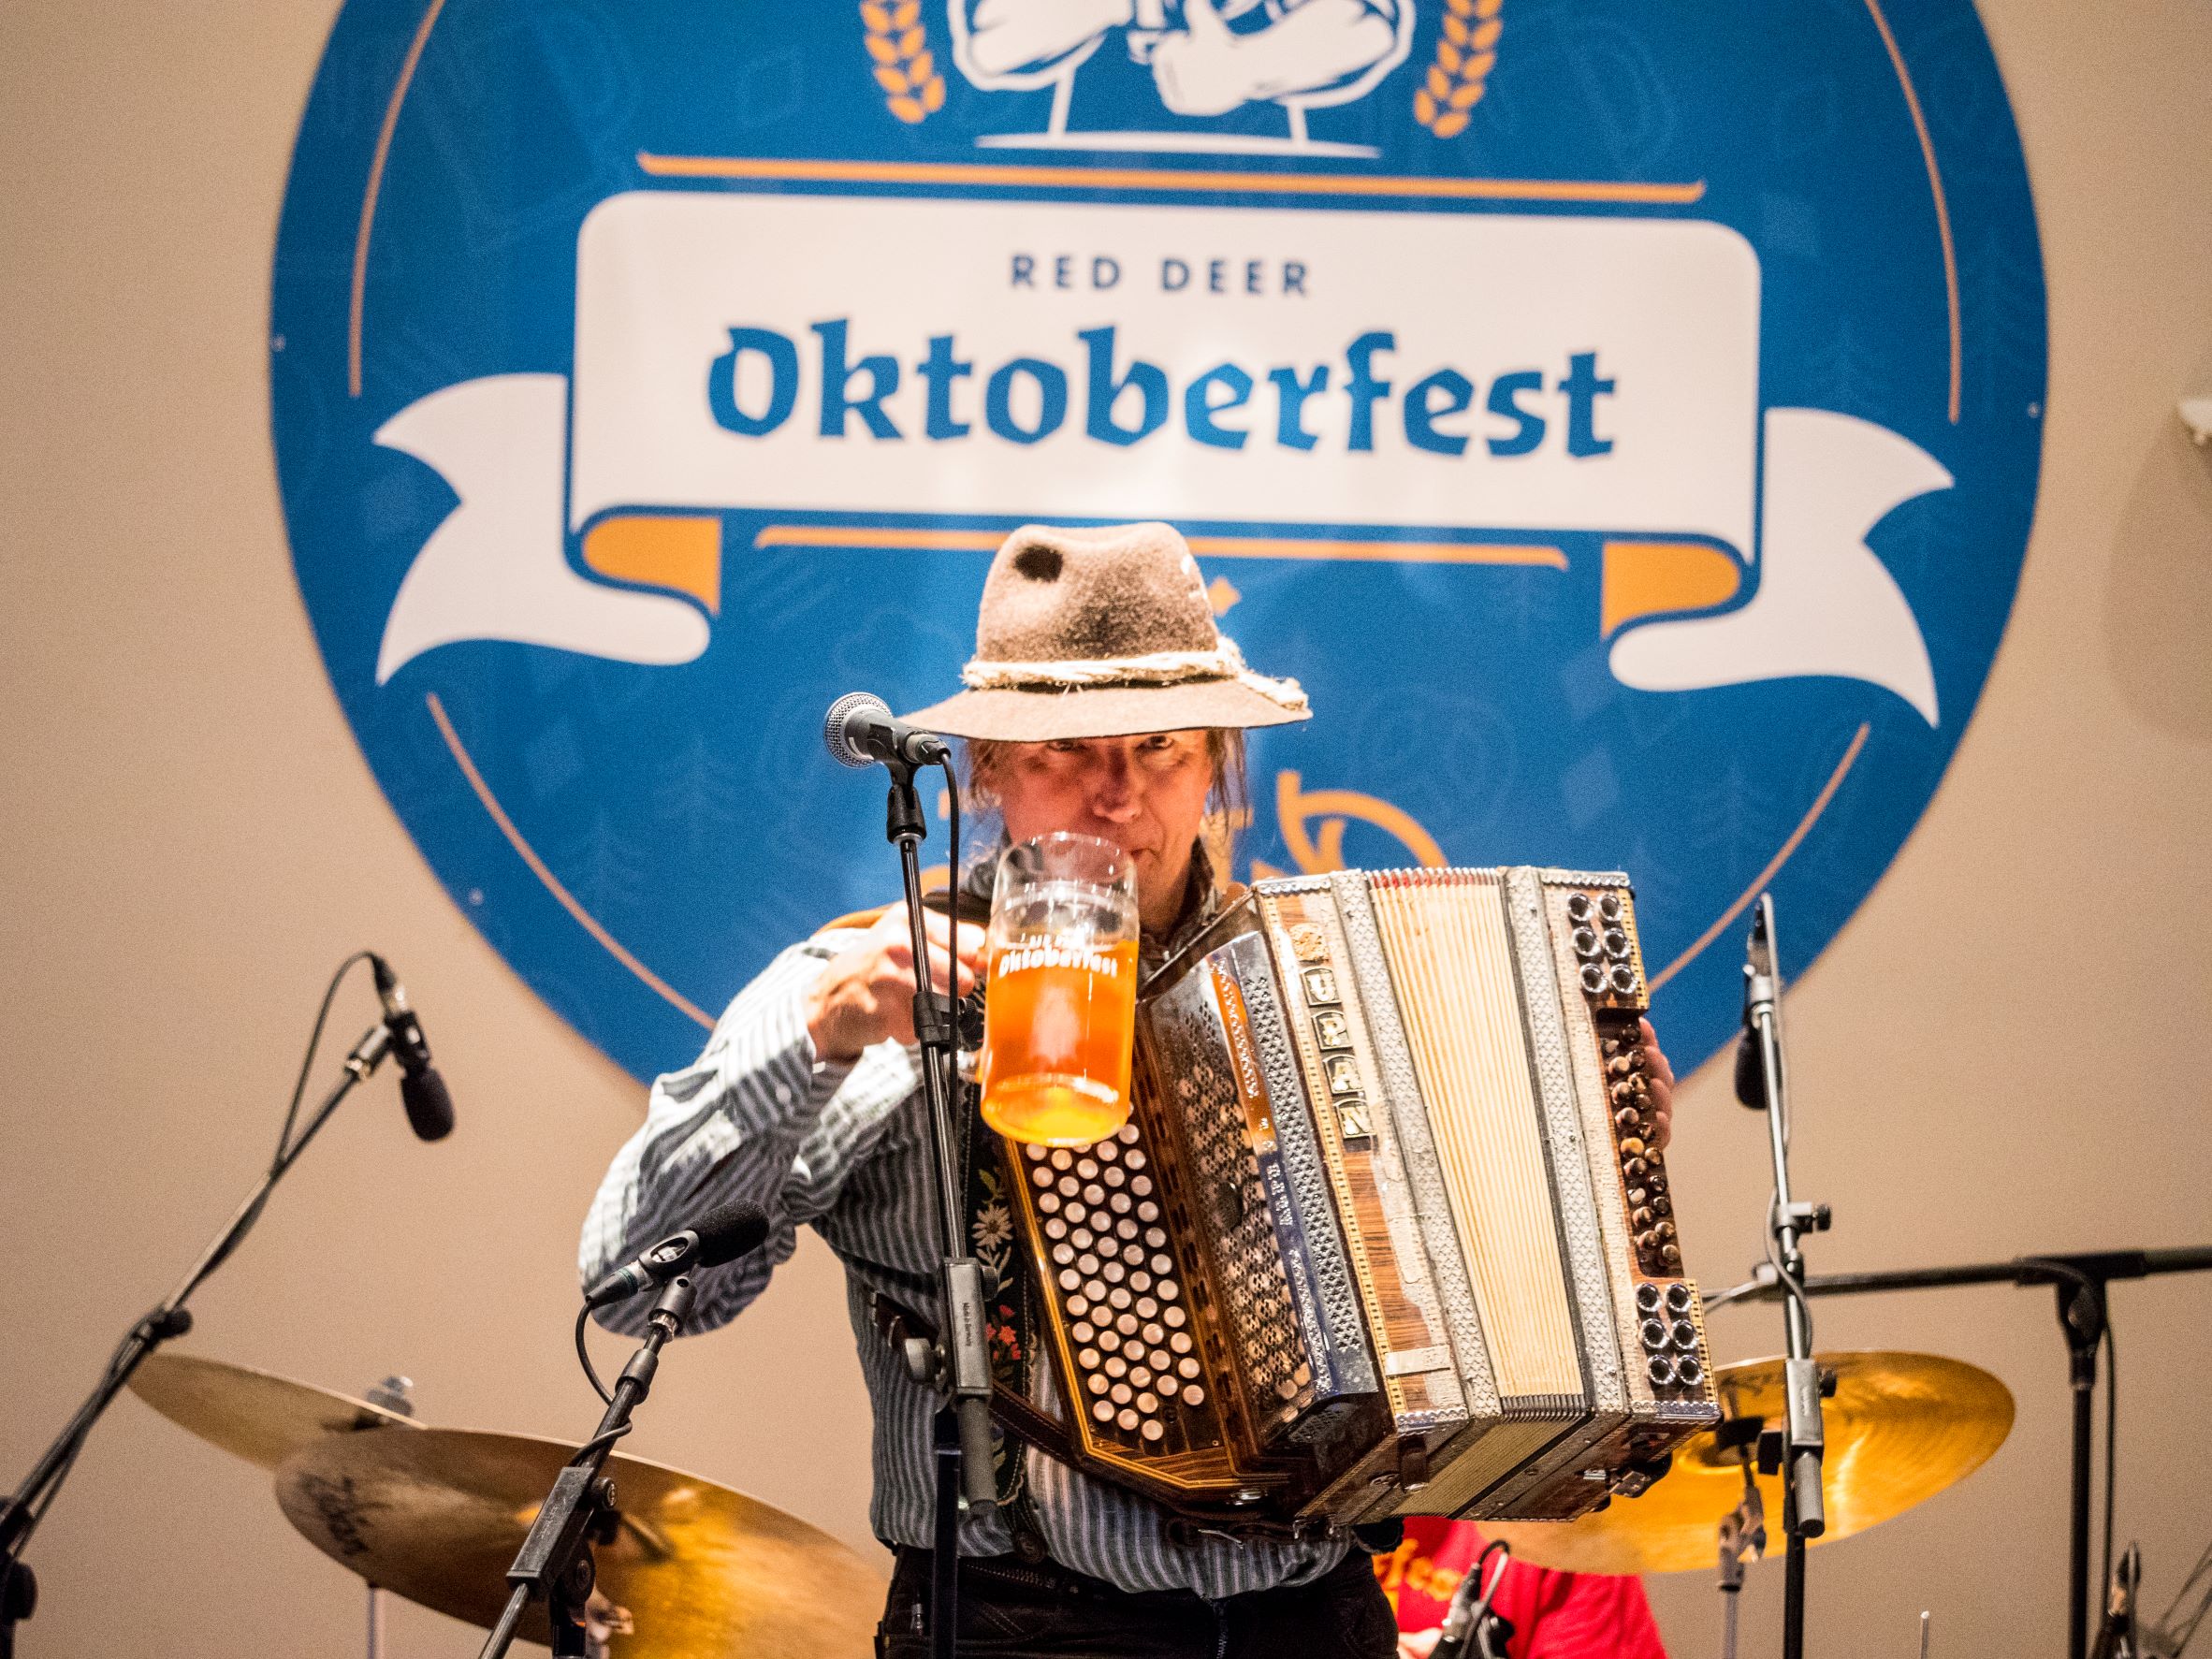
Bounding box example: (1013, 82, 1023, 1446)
(823, 691, 951, 769)
(369, 955, 456, 1142)
(584, 1201, 769, 1309)
(1733, 897, 1776, 1111)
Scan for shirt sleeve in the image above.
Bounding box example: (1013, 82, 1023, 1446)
(577, 930, 915, 1336)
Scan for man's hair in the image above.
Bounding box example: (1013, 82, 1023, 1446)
(960, 730, 1251, 865)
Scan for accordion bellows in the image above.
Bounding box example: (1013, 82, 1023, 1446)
(1003, 867, 1720, 1531)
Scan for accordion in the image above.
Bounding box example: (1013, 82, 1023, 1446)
(1001, 867, 1720, 1532)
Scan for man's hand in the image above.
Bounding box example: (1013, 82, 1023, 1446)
(805, 907, 985, 1063)
(1639, 1015, 1677, 1151)
(1149, 0, 1253, 115)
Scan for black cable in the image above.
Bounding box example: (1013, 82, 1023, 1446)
(566, 1421, 634, 1469)
(202, 951, 377, 1290)
(574, 1303, 614, 1406)
(2103, 1317, 2117, 1623)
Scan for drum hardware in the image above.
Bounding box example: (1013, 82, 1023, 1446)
(358, 1377, 416, 1659)
(1707, 1245, 2212, 1658)
(824, 691, 988, 1659)
(0, 951, 451, 1659)
(1713, 1415, 1767, 1659)
(129, 1349, 884, 1656)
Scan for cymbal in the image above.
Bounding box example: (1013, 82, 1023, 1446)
(1486, 1351, 2014, 1575)
(274, 1426, 884, 1659)
(128, 1351, 419, 1470)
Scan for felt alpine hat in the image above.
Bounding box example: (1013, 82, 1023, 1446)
(902, 522, 1311, 741)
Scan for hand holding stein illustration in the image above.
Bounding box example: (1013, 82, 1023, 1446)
(978, 832, 1142, 1146)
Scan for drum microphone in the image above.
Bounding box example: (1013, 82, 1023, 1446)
(369, 955, 455, 1141)
(584, 1201, 770, 1309)
(823, 691, 951, 768)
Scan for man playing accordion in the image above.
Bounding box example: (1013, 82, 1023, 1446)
(582, 521, 1677, 1657)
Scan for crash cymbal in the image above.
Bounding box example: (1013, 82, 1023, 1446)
(274, 1427, 883, 1659)
(128, 1351, 419, 1470)
(1486, 1351, 2014, 1575)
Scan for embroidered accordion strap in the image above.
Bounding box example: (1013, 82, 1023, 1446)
(959, 1073, 1033, 1510)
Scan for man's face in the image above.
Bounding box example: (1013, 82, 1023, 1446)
(992, 731, 1215, 933)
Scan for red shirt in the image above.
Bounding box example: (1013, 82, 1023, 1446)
(1375, 1518, 1667, 1659)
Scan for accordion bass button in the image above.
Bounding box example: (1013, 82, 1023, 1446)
(1115, 1122, 1141, 1145)
(1182, 1385, 1207, 1408)
(1093, 1400, 1115, 1423)
(1141, 1419, 1164, 1443)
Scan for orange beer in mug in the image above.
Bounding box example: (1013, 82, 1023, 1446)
(979, 833, 1141, 1146)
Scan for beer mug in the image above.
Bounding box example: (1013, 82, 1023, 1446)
(979, 833, 1142, 1146)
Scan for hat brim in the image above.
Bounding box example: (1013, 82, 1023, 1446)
(904, 678, 1311, 741)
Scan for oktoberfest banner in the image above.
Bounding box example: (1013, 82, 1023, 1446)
(274, 0, 2046, 1081)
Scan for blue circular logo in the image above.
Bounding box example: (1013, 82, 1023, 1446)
(275, 0, 2045, 1082)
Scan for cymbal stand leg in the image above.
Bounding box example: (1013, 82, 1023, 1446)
(367, 1583, 383, 1659)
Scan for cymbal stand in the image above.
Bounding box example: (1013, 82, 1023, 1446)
(1717, 1446, 1767, 1659)
(361, 1376, 415, 1659)
(1736, 895, 1829, 1659)
(880, 756, 995, 1659)
(1708, 1245, 2212, 1659)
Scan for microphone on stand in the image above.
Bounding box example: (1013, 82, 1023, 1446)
(1433, 1541, 1514, 1659)
(369, 955, 455, 1141)
(584, 1201, 769, 1309)
(822, 691, 951, 769)
(1733, 901, 1774, 1111)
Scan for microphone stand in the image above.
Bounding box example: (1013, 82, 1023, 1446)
(1737, 895, 1829, 1659)
(880, 755, 996, 1659)
(477, 1275, 697, 1659)
(0, 1020, 400, 1659)
(1708, 1245, 2212, 1659)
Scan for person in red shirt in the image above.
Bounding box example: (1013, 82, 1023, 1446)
(1375, 1517, 1667, 1659)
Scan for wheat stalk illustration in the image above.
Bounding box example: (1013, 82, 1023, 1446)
(863, 0, 946, 124)
(1414, 0, 1502, 139)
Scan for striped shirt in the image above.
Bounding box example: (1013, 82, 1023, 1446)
(578, 923, 1348, 1598)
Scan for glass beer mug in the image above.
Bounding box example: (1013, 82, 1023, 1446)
(979, 833, 1142, 1146)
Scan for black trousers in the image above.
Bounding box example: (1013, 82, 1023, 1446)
(875, 1545, 1399, 1659)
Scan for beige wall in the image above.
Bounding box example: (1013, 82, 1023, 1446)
(2, 3, 2206, 1654)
